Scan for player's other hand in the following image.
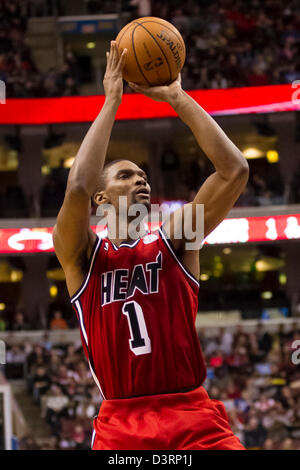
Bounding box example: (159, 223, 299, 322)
(103, 41, 127, 106)
(127, 74, 183, 103)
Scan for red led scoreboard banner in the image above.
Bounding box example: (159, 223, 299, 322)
(1, 213, 300, 254)
(0, 84, 299, 124)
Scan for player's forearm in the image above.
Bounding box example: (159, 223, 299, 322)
(169, 90, 248, 180)
(67, 98, 119, 196)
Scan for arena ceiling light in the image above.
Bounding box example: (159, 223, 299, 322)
(266, 150, 279, 163)
(242, 147, 264, 159)
(261, 291, 273, 300)
(64, 157, 75, 168)
(49, 285, 58, 298)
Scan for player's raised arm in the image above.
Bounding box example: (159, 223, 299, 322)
(53, 42, 127, 297)
(128, 76, 249, 248)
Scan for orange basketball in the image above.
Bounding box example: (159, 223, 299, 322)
(115, 17, 186, 86)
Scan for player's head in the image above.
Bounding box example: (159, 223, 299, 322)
(93, 159, 151, 212)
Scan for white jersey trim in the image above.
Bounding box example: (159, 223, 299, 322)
(111, 238, 141, 250)
(91, 429, 96, 450)
(70, 235, 102, 303)
(158, 226, 200, 288)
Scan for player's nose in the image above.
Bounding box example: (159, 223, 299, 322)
(134, 176, 147, 188)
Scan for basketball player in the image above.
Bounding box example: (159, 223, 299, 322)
(53, 41, 249, 450)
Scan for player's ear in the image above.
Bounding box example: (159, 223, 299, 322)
(93, 191, 109, 206)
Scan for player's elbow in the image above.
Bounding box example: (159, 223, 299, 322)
(232, 156, 249, 185)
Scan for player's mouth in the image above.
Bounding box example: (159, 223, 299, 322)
(135, 188, 150, 198)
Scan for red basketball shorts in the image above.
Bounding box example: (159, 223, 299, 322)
(92, 386, 245, 450)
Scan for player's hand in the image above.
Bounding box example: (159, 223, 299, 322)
(127, 74, 183, 103)
(103, 41, 127, 106)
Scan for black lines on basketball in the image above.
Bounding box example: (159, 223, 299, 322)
(140, 20, 185, 51)
(137, 23, 172, 85)
(116, 21, 135, 47)
(131, 24, 151, 86)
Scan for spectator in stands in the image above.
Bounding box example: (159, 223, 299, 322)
(280, 437, 295, 450)
(244, 417, 267, 448)
(26, 344, 49, 382)
(5, 344, 25, 379)
(40, 332, 53, 351)
(45, 384, 70, 437)
(130, 0, 151, 18)
(48, 348, 62, 375)
(19, 435, 40, 450)
(74, 360, 93, 386)
(53, 363, 77, 387)
(32, 365, 51, 404)
(255, 323, 273, 358)
(71, 423, 88, 450)
(50, 310, 68, 330)
(11, 311, 30, 331)
(263, 438, 275, 450)
(219, 327, 234, 355)
(0, 313, 6, 331)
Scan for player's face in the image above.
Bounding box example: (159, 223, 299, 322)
(104, 161, 151, 212)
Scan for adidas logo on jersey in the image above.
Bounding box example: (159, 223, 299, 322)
(143, 234, 158, 245)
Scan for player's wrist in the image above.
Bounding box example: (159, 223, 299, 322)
(167, 88, 187, 109)
(104, 95, 122, 109)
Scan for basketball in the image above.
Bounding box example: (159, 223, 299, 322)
(115, 17, 186, 86)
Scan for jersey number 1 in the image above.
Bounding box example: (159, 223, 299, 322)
(122, 301, 152, 356)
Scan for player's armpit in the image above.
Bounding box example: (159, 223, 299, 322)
(53, 185, 97, 297)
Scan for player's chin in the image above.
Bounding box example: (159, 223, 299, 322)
(132, 195, 151, 210)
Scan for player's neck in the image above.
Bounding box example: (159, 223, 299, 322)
(107, 220, 148, 247)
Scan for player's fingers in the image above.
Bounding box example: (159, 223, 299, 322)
(116, 48, 127, 72)
(108, 41, 115, 68)
(106, 48, 112, 71)
(111, 41, 119, 69)
(128, 82, 150, 94)
(128, 82, 142, 92)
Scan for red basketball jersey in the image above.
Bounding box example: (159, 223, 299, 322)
(71, 226, 206, 400)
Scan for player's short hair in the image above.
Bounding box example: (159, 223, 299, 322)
(97, 159, 125, 192)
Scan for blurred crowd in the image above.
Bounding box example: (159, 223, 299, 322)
(0, 0, 79, 98)
(151, 0, 300, 90)
(200, 322, 300, 450)
(2, 321, 300, 450)
(8, 337, 99, 450)
(1, 0, 300, 98)
(0, 309, 75, 332)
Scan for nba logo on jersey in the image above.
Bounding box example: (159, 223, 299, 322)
(143, 234, 158, 244)
(104, 242, 109, 251)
